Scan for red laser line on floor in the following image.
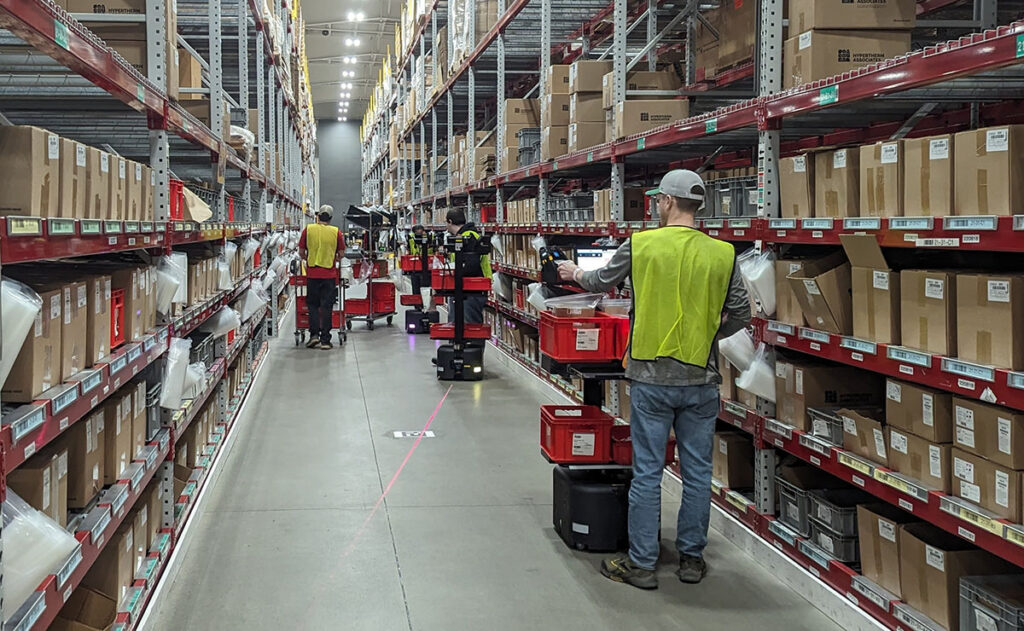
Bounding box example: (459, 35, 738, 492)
(340, 384, 453, 560)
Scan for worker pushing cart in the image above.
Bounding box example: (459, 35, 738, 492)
(295, 206, 347, 348)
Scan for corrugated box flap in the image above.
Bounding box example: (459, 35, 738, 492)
(840, 234, 890, 270)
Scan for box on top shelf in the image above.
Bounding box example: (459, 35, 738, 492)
(786, 250, 853, 335)
(814, 148, 859, 218)
(568, 60, 613, 94)
(60, 138, 87, 219)
(903, 134, 953, 217)
(860, 140, 904, 217)
(953, 125, 1024, 216)
(783, 30, 912, 90)
(0, 126, 61, 218)
(780, 155, 814, 219)
(612, 100, 689, 140)
(570, 93, 605, 124)
(900, 270, 957, 357)
(856, 504, 918, 599)
(85, 146, 110, 221)
(788, 0, 916, 31)
(547, 65, 571, 94)
(886, 426, 952, 493)
(601, 70, 682, 109)
(885, 379, 953, 444)
(956, 273, 1024, 372)
(505, 98, 540, 126)
(951, 447, 1022, 523)
(840, 234, 900, 345)
(952, 397, 1024, 471)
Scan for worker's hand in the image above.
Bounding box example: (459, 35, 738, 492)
(558, 261, 579, 282)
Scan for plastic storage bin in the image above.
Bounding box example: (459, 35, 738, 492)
(610, 424, 677, 466)
(400, 255, 422, 271)
(429, 323, 491, 340)
(777, 476, 812, 536)
(431, 269, 492, 292)
(541, 405, 614, 464)
(960, 575, 1024, 631)
(808, 408, 845, 446)
(539, 311, 629, 364)
(809, 519, 860, 564)
(809, 488, 871, 535)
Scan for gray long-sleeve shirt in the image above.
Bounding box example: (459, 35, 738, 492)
(577, 238, 751, 386)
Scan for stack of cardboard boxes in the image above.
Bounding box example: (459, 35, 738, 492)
(567, 61, 610, 153)
(603, 69, 687, 141)
(950, 397, 1024, 525)
(503, 98, 540, 169)
(592, 187, 648, 223)
(693, 0, 758, 82)
(505, 198, 538, 224)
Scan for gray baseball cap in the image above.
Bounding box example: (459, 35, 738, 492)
(645, 169, 706, 202)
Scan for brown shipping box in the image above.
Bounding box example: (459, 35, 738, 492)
(569, 60, 613, 94)
(899, 523, 1015, 631)
(7, 456, 57, 521)
(601, 70, 682, 109)
(956, 273, 1024, 370)
(126, 162, 144, 221)
(715, 0, 757, 69)
(787, 251, 853, 335)
(952, 397, 1024, 470)
(953, 125, 1024, 216)
(3, 289, 62, 402)
(720, 351, 737, 401)
(178, 45, 203, 100)
(612, 100, 689, 139)
(547, 65, 571, 94)
(59, 280, 90, 377)
(83, 522, 135, 602)
(505, 98, 540, 125)
(85, 275, 112, 365)
(774, 358, 882, 430)
(85, 148, 111, 220)
(132, 380, 148, 455)
(713, 432, 754, 489)
(859, 141, 904, 217)
(108, 156, 127, 220)
(131, 504, 148, 571)
(542, 94, 570, 128)
(784, 30, 911, 90)
(840, 409, 889, 467)
(840, 234, 900, 345)
(61, 138, 88, 219)
(951, 448, 1022, 522)
(53, 585, 116, 631)
(619, 381, 632, 422)
(103, 393, 133, 484)
(903, 134, 953, 217)
(814, 148, 859, 218)
(147, 479, 162, 544)
(887, 427, 952, 492)
(569, 93, 605, 124)
(567, 122, 605, 153)
(0, 126, 61, 218)
(857, 504, 918, 598)
(900, 270, 957, 356)
(775, 259, 807, 327)
(780, 155, 814, 218)
(885, 379, 953, 443)
(541, 126, 569, 162)
(58, 410, 105, 509)
(789, 0, 916, 31)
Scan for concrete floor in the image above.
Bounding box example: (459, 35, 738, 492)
(143, 312, 845, 631)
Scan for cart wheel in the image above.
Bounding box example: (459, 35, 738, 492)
(346, 321, 352, 331)
(386, 316, 394, 326)
(294, 333, 300, 346)
(368, 321, 375, 331)
(338, 331, 345, 346)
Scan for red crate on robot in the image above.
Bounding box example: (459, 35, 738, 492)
(428, 323, 491, 340)
(610, 425, 677, 466)
(431, 269, 492, 292)
(347, 281, 395, 315)
(539, 312, 629, 363)
(540, 405, 614, 464)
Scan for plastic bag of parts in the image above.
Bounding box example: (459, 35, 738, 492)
(228, 125, 255, 153)
(234, 287, 268, 322)
(737, 247, 776, 317)
(353, 258, 373, 286)
(201, 306, 241, 337)
(735, 344, 776, 403)
(183, 361, 207, 399)
(286, 231, 299, 251)
(527, 282, 554, 313)
(339, 258, 353, 281)
(217, 259, 233, 291)
(241, 237, 260, 261)
(719, 328, 756, 372)
(260, 269, 277, 292)
(163, 252, 189, 304)
(598, 297, 631, 316)
(160, 337, 193, 410)
(543, 292, 605, 313)
(154, 265, 182, 316)
(0, 278, 43, 387)
(531, 235, 548, 253)
(270, 255, 289, 278)
(224, 241, 238, 264)
(2, 490, 79, 622)
(492, 272, 513, 302)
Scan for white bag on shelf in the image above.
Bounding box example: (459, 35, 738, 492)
(200, 306, 241, 337)
(183, 362, 207, 399)
(234, 288, 268, 322)
(0, 278, 43, 387)
(261, 269, 278, 292)
(217, 259, 233, 291)
(159, 337, 192, 410)
(719, 328, 756, 372)
(735, 344, 776, 402)
(737, 247, 777, 317)
(241, 237, 260, 261)
(164, 252, 189, 303)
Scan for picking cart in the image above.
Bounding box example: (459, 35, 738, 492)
(346, 205, 398, 331)
(431, 232, 493, 381)
(291, 264, 348, 347)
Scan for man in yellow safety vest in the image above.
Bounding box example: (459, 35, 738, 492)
(298, 205, 345, 349)
(557, 170, 750, 589)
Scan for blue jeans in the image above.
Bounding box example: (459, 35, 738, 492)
(628, 381, 719, 569)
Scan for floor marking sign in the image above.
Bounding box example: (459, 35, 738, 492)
(393, 430, 436, 438)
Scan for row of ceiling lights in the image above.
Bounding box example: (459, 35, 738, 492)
(335, 7, 370, 121)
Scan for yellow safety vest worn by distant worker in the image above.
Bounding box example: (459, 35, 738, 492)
(630, 227, 734, 367)
(306, 223, 340, 269)
(450, 229, 492, 278)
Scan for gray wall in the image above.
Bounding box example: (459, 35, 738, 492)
(315, 120, 362, 227)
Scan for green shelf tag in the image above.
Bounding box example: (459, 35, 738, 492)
(637, 138, 646, 151)
(1018, 34, 1024, 58)
(819, 85, 839, 106)
(54, 20, 70, 50)
(705, 118, 718, 134)
(586, 152, 593, 162)
(137, 83, 145, 103)
(552, 160, 558, 170)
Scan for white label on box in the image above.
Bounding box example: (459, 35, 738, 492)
(803, 280, 821, 296)
(872, 271, 889, 291)
(63, 290, 71, 324)
(986, 128, 1009, 152)
(957, 427, 976, 448)
(975, 608, 998, 631)
(929, 138, 949, 160)
(50, 294, 60, 320)
(776, 362, 787, 378)
(104, 279, 111, 301)
(819, 532, 834, 554)
(843, 416, 858, 435)
(57, 451, 67, 478)
(77, 285, 87, 309)
(925, 545, 945, 572)
(954, 457, 975, 483)
(879, 519, 896, 542)
(880, 143, 899, 164)
(996, 471, 1010, 507)
(890, 431, 908, 454)
(873, 428, 886, 458)
(925, 278, 944, 300)
(34, 312, 42, 336)
(135, 163, 142, 180)
(719, 439, 728, 455)
(42, 467, 51, 509)
(929, 445, 942, 478)
(793, 156, 807, 173)
(817, 504, 832, 523)
(795, 369, 804, 396)
(76, 143, 87, 167)
(922, 395, 934, 426)
(48, 134, 59, 160)
(798, 31, 812, 50)
(961, 480, 981, 503)
(813, 418, 829, 437)
(119, 159, 126, 179)
(100, 153, 109, 173)
(998, 418, 1012, 455)
(987, 280, 1010, 303)
(956, 406, 975, 429)
(833, 149, 847, 169)
(575, 328, 599, 351)
(886, 381, 902, 403)
(789, 263, 801, 274)
(571, 432, 595, 456)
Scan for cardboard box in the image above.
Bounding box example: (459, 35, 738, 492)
(131, 504, 148, 570)
(126, 161, 144, 220)
(601, 70, 682, 109)
(900, 270, 957, 356)
(103, 392, 133, 484)
(713, 432, 754, 489)
(885, 379, 953, 443)
(178, 45, 203, 100)
(132, 380, 148, 456)
(569, 60, 613, 94)
(569, 93, 605, 123)
(788, 0, 916, 31)
(784, 30, 912, 90)
(619, 380, 632, 422)
(147, 479, 162, 544)
(3, 288, 62, 402)
(780, 155, 814, 218)
(108, 155, 127, 220)
(542, 94, 571, 128)
(612, 100, 689, 139)
(504, 98, 540, 125)
(841, 234, 900, 344)
(857, 504, 918, 598)
(787, 251, 853, 335)
(141, 165, 153, 221)
(567, 122, 605, 153)
(84, 522, 135, 602)
(7, 456, 56, 519)
(547, 65, 571, 94)
(776, 259, 807, 327)
(60, 138, 88, 219)
(859, 140, 904, 217)
(951, 448, 1022, 522)
(58, 280, 90, 378)
(85, 148, 110, 220)
(952, 398, 1024, 470)
(956, 273, 1024, 370)
(52, 449, 68, 526)
(775, 358, 883, 430)
(716, 0, 757, 69)
(0, 126, 61, 217)
(887, 427, 951, 492)
(840, 409, 889, 467)
(903, 134, 953, 217)
(53, 586, 116, 631)
(85, 275, 112, 365)
(719, 351, 736, 401)
(953, 125, 1024, 216)
(57, 411, 105, 509)
(814, 148, 859, 218)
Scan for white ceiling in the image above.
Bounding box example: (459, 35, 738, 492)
(301, 0, 401, 123)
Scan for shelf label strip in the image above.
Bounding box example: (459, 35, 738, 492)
(941, 358, 995, 383)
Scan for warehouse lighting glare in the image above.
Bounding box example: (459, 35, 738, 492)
(343, 38, 361, 47)
(347, 10, 365, 21)
(342, 56, 356, 64)
(342, 70, 355, 77)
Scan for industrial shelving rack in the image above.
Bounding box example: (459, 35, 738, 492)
(0, 0, 314, 627)
(363, 0, 1024, 629)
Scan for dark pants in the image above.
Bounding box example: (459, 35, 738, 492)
(410, 270, 430, 295)
(306, 278, 336, 344)
(464, 294, 487, 324)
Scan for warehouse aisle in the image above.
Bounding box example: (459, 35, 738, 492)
(143, 312, 844, 631)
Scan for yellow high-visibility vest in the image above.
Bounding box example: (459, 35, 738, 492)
(306, 223, 339, 269)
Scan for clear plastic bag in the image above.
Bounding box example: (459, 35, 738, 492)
(160, 337, 192, 409)
(735, 343, 776, 403)
(531, 235, 548, 253)
(0, 278, 43, 387)
(200, 306, 241, 337)
(543, 292, 605, 313)
(270, 255, 289, 278)
(234, 287, 268, 322)
(241, 237, 260, 261)
(217, 259, 233, 291)
(183, 361, 207, 399)
(737, 247, 776, 317)
(719, 328, 756, 372)
(492, 272, 513, 302)
(260, 269, 277, 292)
(154, 266, 182, 316)
(163, 252, 188, 304)
(527, 282, 551, 312)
